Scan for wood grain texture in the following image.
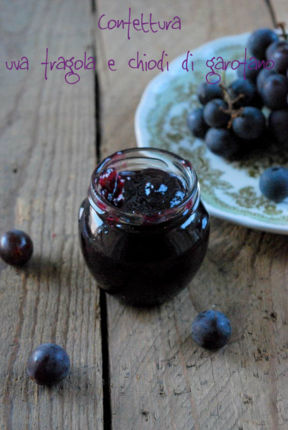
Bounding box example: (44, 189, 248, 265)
(95, 1, 288, 429)
(270, 0, 288, 23)
(0, 1, 103, 429)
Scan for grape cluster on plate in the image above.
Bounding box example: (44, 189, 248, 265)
(187, 27, 288, 203)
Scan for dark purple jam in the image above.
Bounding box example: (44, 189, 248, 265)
(79, 149, 209, 307)
(98, 167, 186, 215)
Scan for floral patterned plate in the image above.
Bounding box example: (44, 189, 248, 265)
(135, 32, 288, 235)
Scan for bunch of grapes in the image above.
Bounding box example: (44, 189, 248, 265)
(187, 27, 288, 202)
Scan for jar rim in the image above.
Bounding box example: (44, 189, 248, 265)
(89, 147, 200, 225)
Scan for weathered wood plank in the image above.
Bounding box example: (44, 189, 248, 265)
(95, 1, 288, 429)
(0, 1, 103, 429)
(267, 0, 288, 26)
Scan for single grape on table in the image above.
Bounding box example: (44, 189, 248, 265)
(27, 343, 70, 386)
(0, 230, 33, 266)
(191, 310, 232, 350)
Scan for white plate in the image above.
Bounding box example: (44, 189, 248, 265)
(135, 32, 288, 235)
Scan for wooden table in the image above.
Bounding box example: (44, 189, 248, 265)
(0, 1, 287, 429)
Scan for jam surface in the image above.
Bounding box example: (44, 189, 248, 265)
(79, 167, 210, 307)
(97, 167, 187, 215)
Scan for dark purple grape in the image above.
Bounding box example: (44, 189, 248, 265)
(192, 310, 231, 350)
(259, 167, 288, 202)
(232, 107, 266, 140)
(236, 58, 260, 82)
(228, 78, 258, 108)
(256, 68, 276, 93)
(251, 91, 264, 109)
(27, 343, 70, 386)
(203, 99, 230, 128)
(0, 230, 33, 266)
(205, 128, 240, 159)
(186, 108, 208, 138)
(271, 43, 288, 74)
(269, 109, 288, 144)
(197, 82, 223, 105)
(261, 74, 288, 110)
(266, 40, 288, 61)
(247, 28, 278, 60)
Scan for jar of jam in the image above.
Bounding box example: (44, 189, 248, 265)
(78, 148, 209, 306)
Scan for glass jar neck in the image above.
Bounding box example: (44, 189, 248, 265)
(88, 148, 200, 226)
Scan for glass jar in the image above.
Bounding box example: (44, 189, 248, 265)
(78, 148, 209, 306)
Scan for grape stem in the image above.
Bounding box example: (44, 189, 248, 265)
(219, 84, 244, 128)
(277, 22, 287, 40)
